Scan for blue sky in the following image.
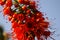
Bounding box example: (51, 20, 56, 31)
(40, 0, 60, 40)
(0, 0, 60, 40)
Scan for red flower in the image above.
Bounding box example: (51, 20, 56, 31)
(3, 7, 11, 15)
(8, 16, 12, 21)
(17, 14, 24, 21)
(6, 0, 12, 7)
(18, 0, 24, 4)
(13, 13, 18, 18)
(35, 12, 43, 18)
(12, 22, 19, 28)
(14, 27, 21, 34)
(0, 0, 51, 40)
(11, 18, 15, 23)
(26, 9, 31, 14)
(17, 33, 24, 40)
(0, 0, 5, 5)
(24, 0, 29, 5)
(31, 17, 35, 22)
(22, 5, 27, 11)
(29, 1, 36, 9)
(43, 31, 51, 37)
(40, 22, 49, 28)
(36, 17, 44, 23)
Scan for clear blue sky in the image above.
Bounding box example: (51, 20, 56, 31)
(0, 0, 60, 40)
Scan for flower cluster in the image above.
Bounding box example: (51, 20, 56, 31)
(0, 0, 51, 40)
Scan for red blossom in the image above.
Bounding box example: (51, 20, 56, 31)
(0, 0, 51, 40)
(0, 0, 5, 5)
(3, 7, 11, 15)
(6, 0, 12, 7)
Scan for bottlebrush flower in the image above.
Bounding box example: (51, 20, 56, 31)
(0, 0, 52, 40)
